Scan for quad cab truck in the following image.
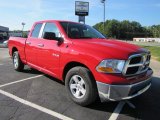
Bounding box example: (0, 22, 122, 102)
(8, 20, 153, 106)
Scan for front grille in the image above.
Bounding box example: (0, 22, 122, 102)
(129, 56, 142, 64)
(123, 53, 151, 76)
(126, 67, 139, 75)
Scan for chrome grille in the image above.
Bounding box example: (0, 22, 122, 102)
(123, 53, 151, 76)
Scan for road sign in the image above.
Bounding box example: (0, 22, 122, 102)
(75, 1, 89, 16)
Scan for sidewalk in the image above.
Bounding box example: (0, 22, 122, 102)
(150, 59, 160, 77)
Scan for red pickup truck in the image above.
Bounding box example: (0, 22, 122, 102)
(8, 20, 153, 106)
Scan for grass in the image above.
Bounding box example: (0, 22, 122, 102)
(141, 46, 160, 62)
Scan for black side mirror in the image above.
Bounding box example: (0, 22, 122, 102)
(43, 32, 56, 40)
(57, 37, 64, 45)
(43, 32, 64, 45)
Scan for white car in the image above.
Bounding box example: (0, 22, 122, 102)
(3, 40, 8, 47)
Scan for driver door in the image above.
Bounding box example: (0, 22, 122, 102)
(36, 22, 61, 77)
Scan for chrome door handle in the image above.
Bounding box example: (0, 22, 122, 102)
(26, 41, 31, 45)
(37, 44, 44, 47)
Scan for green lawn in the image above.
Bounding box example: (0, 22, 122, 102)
(141, 46, 160, 62)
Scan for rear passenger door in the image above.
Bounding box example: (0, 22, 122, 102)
(36, 22, 61, 77)
(25, 23, 43, 67)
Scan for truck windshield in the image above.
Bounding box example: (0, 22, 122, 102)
(60, 22, 105, 39)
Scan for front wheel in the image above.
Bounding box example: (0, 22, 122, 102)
(65, 67, 98, 106)
(12, 51, 24, 71)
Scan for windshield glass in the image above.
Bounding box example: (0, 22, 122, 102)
(60, 22, 105, 39)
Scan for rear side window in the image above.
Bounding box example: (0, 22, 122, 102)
(31, 23, 42, 38)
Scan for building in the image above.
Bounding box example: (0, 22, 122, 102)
(9, 31, 29, 37)
(9, 31, 22, 37)
(133, 38, 160, 43)
(0, 26, 28, 39)
(0, 26, 9, 32)
(0, 26, 9, 42)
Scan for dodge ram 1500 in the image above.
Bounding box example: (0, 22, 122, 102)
(8, 20, 153, 106)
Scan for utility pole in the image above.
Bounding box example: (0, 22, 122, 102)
(101, 0, 106, 34)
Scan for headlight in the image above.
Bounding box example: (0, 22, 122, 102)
(96, 59, 125, 73)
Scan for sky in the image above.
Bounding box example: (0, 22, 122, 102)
(0, 0, 159, 30)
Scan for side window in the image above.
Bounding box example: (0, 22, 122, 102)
(31, 23, 42, 38)
(42, 23, 60, 38)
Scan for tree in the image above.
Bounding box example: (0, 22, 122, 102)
(105, 19, 120, 38)
(93, 19, 160, 40)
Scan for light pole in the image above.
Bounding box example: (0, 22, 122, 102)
(101, 0, 106, 34)
(21, 22, 25, 37)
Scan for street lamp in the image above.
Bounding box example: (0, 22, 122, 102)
(21, 22, 25, 37)
(22, 22, 25, 31)
(101, 0, 106, 34)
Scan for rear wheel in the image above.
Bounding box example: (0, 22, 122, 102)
(65, 66, 98, 106)
(12, 51, 24, 71)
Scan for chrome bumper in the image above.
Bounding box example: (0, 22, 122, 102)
(96, 77, 152, 102)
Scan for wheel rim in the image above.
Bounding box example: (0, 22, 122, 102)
(13, 54, 18, 68)
(69, 75, 86, 99)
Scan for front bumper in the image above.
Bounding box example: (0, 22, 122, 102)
(96, 77, 152, 102)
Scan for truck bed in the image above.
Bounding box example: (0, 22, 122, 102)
(8, 37, 27, 63)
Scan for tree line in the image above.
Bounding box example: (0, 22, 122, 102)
(93, 19, 160, 40)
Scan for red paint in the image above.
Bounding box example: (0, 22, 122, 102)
(8, 20, 152, 85)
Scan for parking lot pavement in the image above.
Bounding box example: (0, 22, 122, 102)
(118, 76, 160, 120)
(0, 48, 9, 60)
(0, 94, 60, 120)
(0, 51, 118, 120)
(0, 67, 118, 120)
(0, 62, 42, 85)
(0, 48, 160, 120)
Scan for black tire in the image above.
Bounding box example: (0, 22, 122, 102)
(12, 51, 24, 71)
(65, 66, 98, 106)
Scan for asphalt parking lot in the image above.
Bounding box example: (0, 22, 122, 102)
(0, 48, 160, 120)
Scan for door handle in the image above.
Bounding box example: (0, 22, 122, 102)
(37, 44, 44, 47)
(26, 41, 31, 45)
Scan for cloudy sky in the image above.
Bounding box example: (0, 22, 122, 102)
(0, 0, 159, 30)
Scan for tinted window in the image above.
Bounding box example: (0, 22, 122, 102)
(42, 23, 60, 38)
(60, 22, 105, 39)
(31, 23, 42, 38)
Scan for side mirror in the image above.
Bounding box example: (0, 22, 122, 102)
(43, 32, 64, 44)
(57, 37, 64, 45)
(43, 32, 56, 40)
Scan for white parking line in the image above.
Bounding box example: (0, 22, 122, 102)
(0, 75, 43, 88)
(0, 63, 12, 66)
(108, 101, 125, 120)
(0, 89, 73, 120)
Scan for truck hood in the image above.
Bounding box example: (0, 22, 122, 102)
(72, 39, 148, 60)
